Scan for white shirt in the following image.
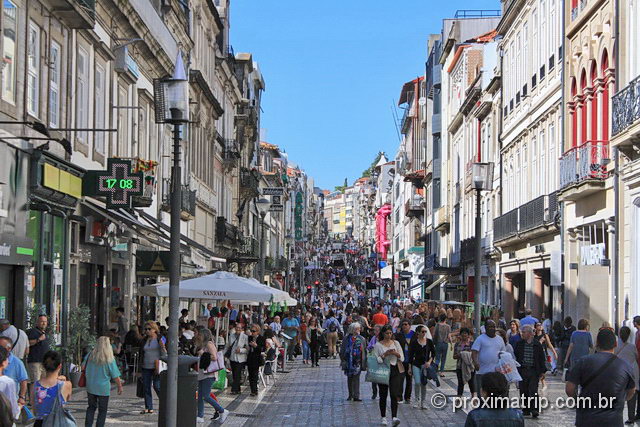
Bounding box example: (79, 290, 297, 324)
(471, 334, 506, 374)
(227, 333, 248, 363)
(374, 341, 404, 366)
(0, 375, 18, 418)
(0, 326, 28, 360)
(270, 322, 282, 334)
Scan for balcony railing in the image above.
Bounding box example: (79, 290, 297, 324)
(223, 139, 240, 161)
(161, 180, 196, 218)
(559, 140, 610, 189)
(238, 235, 260, 259)
(494, 193, 558, 242)
(216, 216, 240, 246)
(400, 104, 413, 134)
(612, 74, 640, 136)
(404, 195, 424, 218)
(240, 167, 260, 197)
(493, 208, 519, 242)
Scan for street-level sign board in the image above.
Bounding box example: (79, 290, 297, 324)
(263, 187, 284, 196)
(269, 203, 284, 212)
(83, 158, 144, 209)
(272, 195, 282, 204)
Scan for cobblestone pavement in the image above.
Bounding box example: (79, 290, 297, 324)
(63, 359, 581, 426)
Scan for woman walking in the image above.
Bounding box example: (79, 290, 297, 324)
(139, 320, 166, 414)
(307, 317, 323, 367)
(32, 351, 72, 427)
(433, 314, 451, 377)
(300, 319, 310, 365)
(407, 325, 435, 409)
(195, 329, 229, 424)
(564, 318, 593, 368)
(84, 336, 124, 427)
(227, 323, 248, 394)
(453, 327, 475, 397)
(507, 320, 522, 347)
(374, 325, 405, 426)
(340, 322, 367, 402)
(534, 322, 557, 390)
(246, 324, 266, 396)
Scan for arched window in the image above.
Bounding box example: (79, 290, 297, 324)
(571, 78, 578, 147)
(590, 62, 598, 140)
(580, 70, 588, 144)
(601, 50, 610, 141)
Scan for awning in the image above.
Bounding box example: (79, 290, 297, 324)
(425, 276, 448, 292)
(137, 210, 226, 262)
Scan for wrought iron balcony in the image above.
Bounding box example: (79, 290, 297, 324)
(275, 256, 288, 271)
(404, 195, 424, 218)
(240, 167, 261, 198)
(238, 235, 260, 259)
(494, 193, 558, 243)
(493, 208, 518, 242)
(161, 179, 196, 219)
(559, 140, 610, 190)
(49, 0, 95, 28)
(400, 105, 413, 135)
(216, 216, 240, 247)
(223, 139, 241, 161)
(612, 74, 640, 137)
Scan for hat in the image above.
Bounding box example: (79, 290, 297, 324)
(0, 319, 9, 325)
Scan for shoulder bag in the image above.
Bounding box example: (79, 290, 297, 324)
(579, 353, 617, 394)
(42, 383, 76, 427)
(365, 352, 390, 385)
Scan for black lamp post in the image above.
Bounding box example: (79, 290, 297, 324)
(154, 52, 189, 427)
(256, 197, 271, 283)
(471, 162, 493, 338)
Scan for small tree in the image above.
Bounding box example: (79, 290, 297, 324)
(67, 305, 96, 370)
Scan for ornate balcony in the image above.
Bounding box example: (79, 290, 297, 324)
(404, 195, 424, 218)
(494, 193, 559, 245)
(559, 140, 610, 200)
(223, 139, 241, 162)
(216, 217, 240, 248)
(237, 235, 260, 260)
(240, 167, 261, 198)
(612, 75, 640, 157)
(49, 0, 95, 28)
(161, 180, 196, 219)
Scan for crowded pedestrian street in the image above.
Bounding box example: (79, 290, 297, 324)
(3, 0, 640, 426)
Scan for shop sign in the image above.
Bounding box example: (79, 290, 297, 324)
(580, 243, 606, 266)
(295, 192, 303, 241)
(0, 233, 34, 265)
(263, 187, 284, 196)
(43, 163, 83, 199)
(269, 204, 284, 212)
(83, 159, 144, 209)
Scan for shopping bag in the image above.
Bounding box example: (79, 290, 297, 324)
(206, 350, 226, 373)
(42, 383, 76, 427)
(364, 353, 390, 385)
(136, 377, 144, 398)
(212, 369, 226, 390)
(495, 351, 522, 383)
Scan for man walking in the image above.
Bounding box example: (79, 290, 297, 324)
(323, 310, 341, 359)
(471, 320, 505, 392)
(566, 328, 635, 426)
(395, 320, 414, 404)
(514, 324, 547, 417)
(372, 306, 389, 327)
(0, 337, 27, 409)
(26, 314, 50, 383)
(282, 311, 300, 361)
(519, 308, 539, 328)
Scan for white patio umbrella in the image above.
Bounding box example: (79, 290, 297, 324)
(137, 271, 273, 302)
(235, 279, 298, 306)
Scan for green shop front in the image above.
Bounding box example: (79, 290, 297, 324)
(26, 150, 84, 340)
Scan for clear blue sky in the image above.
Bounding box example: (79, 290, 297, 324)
(230, 1, 500, 190)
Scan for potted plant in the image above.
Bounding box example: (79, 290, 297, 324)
(67, 305, 96, 387)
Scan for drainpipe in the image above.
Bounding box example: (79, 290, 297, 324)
(613, 0, 620, 329)
(559, 0, 567, 325)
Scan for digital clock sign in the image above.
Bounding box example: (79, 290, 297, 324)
(83, 159, 144, 209)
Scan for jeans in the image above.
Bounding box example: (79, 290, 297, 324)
(284, 337, 296, 359)
(310, 343, 320, 365)
(402, 362, 412, 400)
(85, 393, 109, 427)
(435, 342, 448, 372)
(302, 341, 310, 361)
(455, 368, 476, 396)
(141, 368, 160, 410)
(378, 383, 398, 418)
(346, 373, 360, 399)
(198, 377, 225, 418)
(230, 361, 245, 393)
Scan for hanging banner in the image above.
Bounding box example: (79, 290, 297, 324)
(295, 192, 303, 241)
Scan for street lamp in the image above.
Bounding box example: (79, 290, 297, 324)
(472, 162, 493, 338)
(153, 51, 189, 427)
(256, 197, 270, 283)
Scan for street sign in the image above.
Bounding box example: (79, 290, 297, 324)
(398, 270, 413, 279)
(263, 187, 284, 196)
(269, 204, 284, 212)
(83, 158, 144, 209)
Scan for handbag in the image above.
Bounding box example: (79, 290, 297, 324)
(154, 360, 167, 375)
(205, 350, 226, 373)
(364, 353, 390, 385)
(42, 383, 76, 427)
(136, 377, 144, 398)
(78, 368, 86, 388)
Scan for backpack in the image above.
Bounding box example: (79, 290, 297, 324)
(328, 319, 338, 333)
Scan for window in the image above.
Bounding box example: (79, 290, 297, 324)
(49, 42, 61, 128)
(540, 128, 546, 195)
(27, 22, 40, 117)
(523, 22, 529, 84)
(94, 64, 106, 154)
(541, 0, 546, 66)
(532, 10, 538, 76)
(2, 0, 17, 104)
(138, 100, 148, 159)
(531, 136, 537, 197)
(522, 144, 528, 200)
(76, 47, 90, 144)
(548, 123, 556, 190)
